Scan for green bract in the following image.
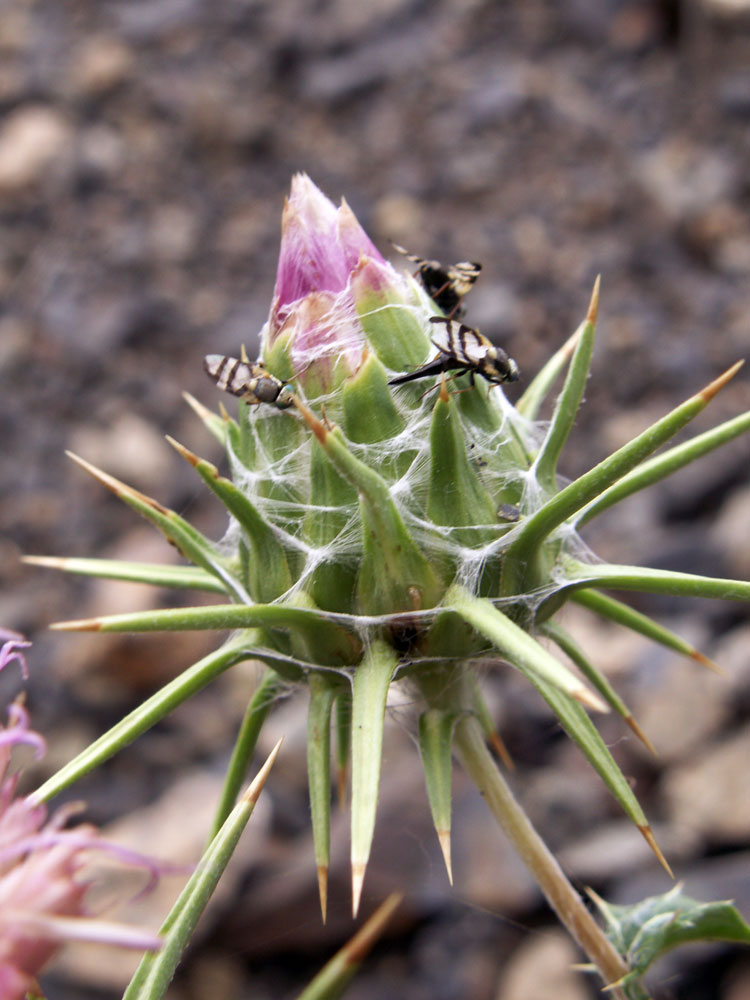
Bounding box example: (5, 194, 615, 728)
(29, 175, 750, 995)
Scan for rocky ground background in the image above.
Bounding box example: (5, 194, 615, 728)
(1, 0, 750, 997)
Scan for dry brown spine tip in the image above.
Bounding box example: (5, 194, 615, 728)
(21, 555, 69, 568)
(638, 824, 673, 878)
(243, 738, 282, 805)
(317, 865, 329, 924)
(489, 731, 515, 771)
(586, 274, 601, 326)
(165, 435, 200, 467)
(624, 714, 657, 757)
(218, 401, 231, 422)
(699, 359, 744, 403)
(66, 451, 171, 514)
(691, 650, 723, 674)
(439, 373, 450, 403)
(182, 391, 214, 422)
(573, 685, 609, 713)
(50, 618, 101, 632)
(344, 893, 403, 965)
(437, 829, 453, 884)
(351, 861, 366, 918)
(240, 343, 250, 363)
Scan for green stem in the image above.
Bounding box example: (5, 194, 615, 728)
(453, 714, 633, 999)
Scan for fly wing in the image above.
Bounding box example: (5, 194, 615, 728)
(458, 325, 493, 363)
(429, 317, 492, 365)
(204, 355, 255, 396)
(388, 357, 450, 385)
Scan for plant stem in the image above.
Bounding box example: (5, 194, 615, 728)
(453, 715, 633, 999)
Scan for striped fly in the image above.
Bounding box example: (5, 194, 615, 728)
(389, 316, 519, 389)
(392, 243, 481, 319)
(203, 354, 295, 409)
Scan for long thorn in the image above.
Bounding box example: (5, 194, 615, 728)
(638, 824, 673, 878)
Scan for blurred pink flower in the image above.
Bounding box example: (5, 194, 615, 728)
(0, 629, 31, 681)
(0, 696, 162, 999)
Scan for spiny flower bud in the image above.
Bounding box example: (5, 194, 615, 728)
(37, 175, 750, 946)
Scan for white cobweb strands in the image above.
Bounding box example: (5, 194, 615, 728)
(214, 331, 556, 622)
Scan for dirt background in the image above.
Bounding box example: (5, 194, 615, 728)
(1, 1, 750, 998)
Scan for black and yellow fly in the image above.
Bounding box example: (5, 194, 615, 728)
(203, 354, 295, 409)
(389, 316, 519, 388)
(392, 243, 482, 319)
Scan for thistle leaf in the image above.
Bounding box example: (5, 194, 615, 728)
(183, 390, 235, 445)
(589, 884, 750, 996)
(515, 322, 585, 420)
(530, 671, 668, 872)
(304, 433, 359, 614)
(554, 561, 750, 606)
(123, 740, 281, 1000)
(209, 669, 285, 841)
(575, 409, 750, 527)
(21, 556, 226, 593)
(51, 602, 362, 667)
(32, 633, 261, 803)
(533, 277, 598, 493)
(308, 672, 338, 922)
(469, 676, 514, 769)
(446, 585, 607, 711)
(501, 361, 744, 597)
(543, 620, 656, 755)
(571, 589, 719, 672)
(294, 400, 441, 615)
(418, 708, 461, 883)
(428, 381, 498, 530)
(168, 437, 294, 603)
(342, 351, 405, 446)
(352, 257, 430, 371)
(350, 641, 399, 917)
(66, 451, 250, 603)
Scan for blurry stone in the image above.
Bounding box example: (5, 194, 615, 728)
(454, 778, 539, 912)
(720, 71, 750, 117)
(373, 193, 424, 244)
(149, 203, 199, 263)
(700, 0, 750, 14)
(69, 411, 175, 494)
(0, 315, 28, 368)
(664, 724, 750, 841)
(0, 9, 30, 53)
(636, 139, 736, 220)
(495, 929, 589, 1000)
(559, 820, 700, 883)
(630, 652, 729, 763)
(68, 36, 134, 96)
(716, 235, 750, 275)
(714, 625, 750, 695)
(711, 486, 750, 582)
(79, 125, 126, 177)
(214, 204, 268, 257)
(0, 105, 73, 191)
